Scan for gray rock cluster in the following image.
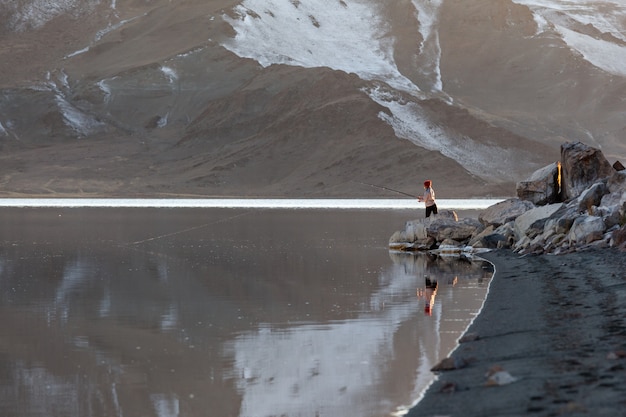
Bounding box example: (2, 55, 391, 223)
(390, 142, 626, 254)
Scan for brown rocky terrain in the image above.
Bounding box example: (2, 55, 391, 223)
(0, 0, 624, 198)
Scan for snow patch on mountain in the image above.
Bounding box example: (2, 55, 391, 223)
(160, 66, 178, 84)
(411, 0, 443, 91)
(97, 79, 113, 103)
(512, 0, 626, 77)
(62, 13, 147, 59)
(65, 47, 91, 59)
(45, 71, 105, 136)
(221, 0, 508, 179)
(368, 87, 520, 182)
(54, 94, 105, 136)
(95, 14, 146, 42)
(2, 0, 99, 32)
(555, 24, 626, 77)
(221, 0, 418, 94)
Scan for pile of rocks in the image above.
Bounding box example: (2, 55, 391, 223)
(389, 142, 626, 254)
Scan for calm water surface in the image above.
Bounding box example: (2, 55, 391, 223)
(0, 207, 492, 417)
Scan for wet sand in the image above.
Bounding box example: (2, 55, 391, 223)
(408, 249, 626, 417)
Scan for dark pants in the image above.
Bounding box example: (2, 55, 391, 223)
(425, 204, 438, 218)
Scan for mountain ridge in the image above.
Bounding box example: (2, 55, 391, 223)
(0, 0, 624, 198)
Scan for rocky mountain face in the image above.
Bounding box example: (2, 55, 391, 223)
(0, 0, 624, 198)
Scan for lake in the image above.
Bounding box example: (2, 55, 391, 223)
(0, 202, 493, 417)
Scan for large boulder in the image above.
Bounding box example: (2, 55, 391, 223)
(514, 203, 563, 241)
(566, 215, 606, 245)
(427, 217, 484, 242)
(516, 162, 560, 205)
(478, 198, 535, 228)
(389, 210, 482, 251)
(607, 169, 626, 194)
(469, 222, 516, 249)
(577, 181, 609, 213)
(545, 203, 579, 235)
(560, 142, 614, 201)
(599, 170, 626, 227)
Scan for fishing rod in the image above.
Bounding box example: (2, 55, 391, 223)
(355, 181, 417, 198)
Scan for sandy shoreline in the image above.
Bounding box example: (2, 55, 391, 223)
(408, 249, 626, 417)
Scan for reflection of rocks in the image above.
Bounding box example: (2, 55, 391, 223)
(388, 251, 493, 285)
(390, 142, 626, 254)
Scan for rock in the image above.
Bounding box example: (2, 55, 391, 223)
(427, 217, 484, 242)
(478, 198, 535, 228)
(543, 232, 567, 253)
(389, 210, 480, 251)
(434, 210, 460, 221)
(607, 350, 626, 360)
(440, 238, 461, 247)
(459, 332, 480, 343)
(389, 230, 436, 251)
(544, 202, 579, 234)
(601, 191, 626, 211)
(566, 215, 606, 244)
(431, 356, 468, 372)
(474, 234, 507, 249)
(600, 205, 623, 229)
(390, 141, 626, 255)
(585, 230, 605, 244)
(405, 220, 428, 241)
(484, 365, 519, 387)
(526, 218, 549, 240)
(439, 381, 459, 393)
(514, 203, 563, 241)
(612, 225, 626, 250)
(560, 142, 614, 201)
(469, 225, 497, 248)
(469, 221, 517, 249)
(438, 241, 465, 255)
(512, 235, 531, 252)
(607, 169, 626, 194)
(577, 181, 609, 213)
(485, 370, 519, 386)
(494, 222, 516, 242)
(613, 160, 625, 171)
(516, 162, 560, 205)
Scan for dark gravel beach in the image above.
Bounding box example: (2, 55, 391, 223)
(408, 249, 626, 417)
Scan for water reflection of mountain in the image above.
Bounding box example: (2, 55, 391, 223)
(0, 209, 493, 417)
(228, 253, 493, 417)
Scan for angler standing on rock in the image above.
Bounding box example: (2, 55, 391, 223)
(418, 180, 438, 218)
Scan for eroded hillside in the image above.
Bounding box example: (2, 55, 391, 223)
(0, 0, 624, 198)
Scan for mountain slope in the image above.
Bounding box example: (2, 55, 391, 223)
(0, 0, 624, 198)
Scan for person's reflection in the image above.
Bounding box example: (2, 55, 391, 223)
(417, 275, 438, 316)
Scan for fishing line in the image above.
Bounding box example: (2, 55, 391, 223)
(353, 181, 417, 198)
(128, 210, 255, 245)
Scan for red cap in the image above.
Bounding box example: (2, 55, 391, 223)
(423, 180, 431, 188)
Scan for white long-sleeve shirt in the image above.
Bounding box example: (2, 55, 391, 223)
(421, 187, 436, 207)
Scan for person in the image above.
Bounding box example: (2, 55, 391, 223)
(417, 180, 438, 218)
(417, 275, 438, 316)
